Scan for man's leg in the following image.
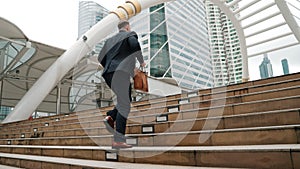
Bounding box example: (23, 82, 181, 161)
(102, 73, 117, 132)
(111, 71, 132, 144)
(107, 107, 118, 121)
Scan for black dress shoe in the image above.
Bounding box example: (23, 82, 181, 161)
(112, 141, 132, 149)
(104, 116, 115, 133)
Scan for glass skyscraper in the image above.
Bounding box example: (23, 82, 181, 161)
(205, 0, 243, 86)
(78, 1, 109, 53)
(149, 4, 172, 78)
(281, 58, 289, 75)
(259, 54, 273, 79)
(130, 0, 213, 90)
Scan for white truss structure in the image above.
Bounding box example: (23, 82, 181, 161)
(211, 0, 300, 81)
(3, 0, 300, 123)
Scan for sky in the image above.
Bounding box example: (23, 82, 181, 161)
(0, 0, 299, 81)
(0, 0, 124, 49)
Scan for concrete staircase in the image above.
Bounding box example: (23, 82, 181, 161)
(0, 73, 300, 169)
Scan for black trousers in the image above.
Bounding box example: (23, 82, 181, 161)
(103, 71, 132, 142)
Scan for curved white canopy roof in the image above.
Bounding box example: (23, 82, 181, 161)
(0, 17, 98, 114)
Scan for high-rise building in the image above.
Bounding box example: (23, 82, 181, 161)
(130, 0, 213, 89)
(281, 58, 289, 75)
(259, 54, 273, 79)
(78, 1, 109, 53)
(205, 0, 243, 86)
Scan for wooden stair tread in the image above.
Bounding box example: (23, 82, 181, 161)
(1, 124, 299, 140)
(0, 152, 245, 169)
(1, 144, 299, 151)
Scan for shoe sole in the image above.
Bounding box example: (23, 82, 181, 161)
(103, 119, 115, 134)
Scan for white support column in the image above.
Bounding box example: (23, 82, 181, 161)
(56, 82, 61, 115)
(0, 81, 3, 108)
(275, 0, 300, 43)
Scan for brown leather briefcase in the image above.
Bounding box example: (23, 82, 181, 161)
(133, 68, 148, 92)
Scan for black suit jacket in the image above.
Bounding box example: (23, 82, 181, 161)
(98, 30, 144, 77)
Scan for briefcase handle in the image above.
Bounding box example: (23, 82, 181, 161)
(138, 66, 147, 73)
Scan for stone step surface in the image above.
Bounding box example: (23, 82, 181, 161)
(1, 84, 300, 136)
(1, 92, 299, 136)
(0, 144, 298, 169)
(0, 152, 246, 169)
(1, 125, 299, 147)
(1, 108, 299, 140)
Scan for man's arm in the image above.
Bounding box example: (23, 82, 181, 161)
(128, 32, 146, 67)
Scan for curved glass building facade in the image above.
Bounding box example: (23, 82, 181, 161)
(205, 0, 243, 86)
(130, 0, 213, 90)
